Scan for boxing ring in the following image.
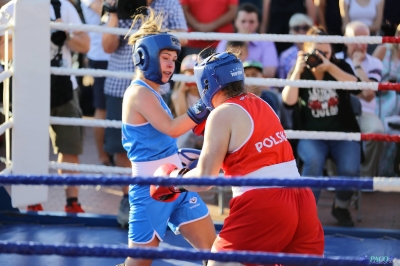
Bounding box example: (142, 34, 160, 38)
(1, 0, 400, 264)
(1, 176, 400, 265)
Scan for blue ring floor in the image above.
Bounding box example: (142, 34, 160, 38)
(0, 224, 399, 265)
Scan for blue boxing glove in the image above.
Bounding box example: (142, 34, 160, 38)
(187, 99, 210, 124)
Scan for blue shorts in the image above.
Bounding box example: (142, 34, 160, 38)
(128, 184, 209, 244)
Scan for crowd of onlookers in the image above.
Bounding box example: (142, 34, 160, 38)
(0, 0, 399, 227)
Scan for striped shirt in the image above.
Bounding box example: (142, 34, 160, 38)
(104, 0, 188, 98)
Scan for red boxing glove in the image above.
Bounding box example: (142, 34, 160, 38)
(150, 164, 189, 202)
(193, 119, 206, 136)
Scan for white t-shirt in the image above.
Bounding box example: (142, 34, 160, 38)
(80, 0, 109, 61)
(344, 0, 382, 27)
(336, 51, 383, 114)
(1, 0, 83, 89)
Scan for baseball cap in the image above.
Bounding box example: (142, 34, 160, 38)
(242, 60, 263, 72)
(289, 13, 313, 28)
(181, 54, 199, 72)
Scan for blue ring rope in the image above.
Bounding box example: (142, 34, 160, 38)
(0, 241, 378, 265)
(0, 174, 375, 189)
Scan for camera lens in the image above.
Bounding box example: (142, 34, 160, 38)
(305, 53, 322, 69)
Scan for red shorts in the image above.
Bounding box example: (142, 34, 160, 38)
(213, 188, 324, 266)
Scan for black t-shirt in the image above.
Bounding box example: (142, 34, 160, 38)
(290, 59, 360, 132)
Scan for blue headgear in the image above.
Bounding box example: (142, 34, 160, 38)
(132, 33, 181, 84)
(194, 52, 245, 111)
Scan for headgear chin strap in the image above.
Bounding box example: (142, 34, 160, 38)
(194, 52, 245, 111)
(132, 33, 181, 84)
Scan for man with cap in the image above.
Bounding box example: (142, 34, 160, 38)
(243, 60, 280, 115)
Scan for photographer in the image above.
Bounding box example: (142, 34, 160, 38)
(101, 0, 188, 228)
(0, 0, 89, 213)
(282, 27, 360, 227)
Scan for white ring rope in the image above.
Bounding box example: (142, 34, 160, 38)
(51, 67, 133, 79)
(51, 67, 379, 90)
(373, 178, 400, 192)
(243, 77, 378, 90)
(49, 161, 132, 175)
(284, 130, 361, 141)
(50, 116, 368, 141)
(0, 155, 131, 175)
(50, 22, 129, 36)
(0, 119, 13, 136)
(50, 116, 122, 128)
(50, 22, 385, 44)
(0, 70, 13, 84)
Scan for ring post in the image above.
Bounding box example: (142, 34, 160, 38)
(11, 0, 50, 207)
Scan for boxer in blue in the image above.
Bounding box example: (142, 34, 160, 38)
(119, 8, 216, 266)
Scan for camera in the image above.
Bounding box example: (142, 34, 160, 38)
(103, 0, 147, 20)
(304, 50, 323, 69)
(51, 30, 67, 47)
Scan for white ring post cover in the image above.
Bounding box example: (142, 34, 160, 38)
(11, 0, 50, 207)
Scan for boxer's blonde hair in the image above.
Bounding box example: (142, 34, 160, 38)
(128, 7, 169, 45)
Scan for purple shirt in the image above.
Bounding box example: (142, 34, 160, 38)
(216, 40, 278, 68)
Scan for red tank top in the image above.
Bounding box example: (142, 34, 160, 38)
(222, 93, 295, 176)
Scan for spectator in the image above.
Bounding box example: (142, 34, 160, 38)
(315, 0, 343, 53)
(80, 0, 111, 166)
(282, 27, 360, 227)
(217, 3, 278, 78)
(336, 21, 384, 179)
(373, 24, 400, 176)
(171, 54, 204, 149)
(339, 0, 384, 36)
(243, 60, 280, 115)
(260, 0, 316, 55)
(102, 0, 188, 227)
(224, 41, 248, 61)
(373, 24, 400, 83)
(239, 0, 262, 12)
(278, 13, 313, 134)
(0, 0, 90, 213)
(181, 0, 238, 57)
(381, 0, 400, 36)
(278, 13, 314, 80)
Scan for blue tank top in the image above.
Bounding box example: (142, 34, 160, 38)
(122, 80, 178, 162)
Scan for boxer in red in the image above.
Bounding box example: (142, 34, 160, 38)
(151, 52, 324, 266)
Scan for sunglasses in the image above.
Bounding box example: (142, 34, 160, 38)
(291, 25, 310, 32)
